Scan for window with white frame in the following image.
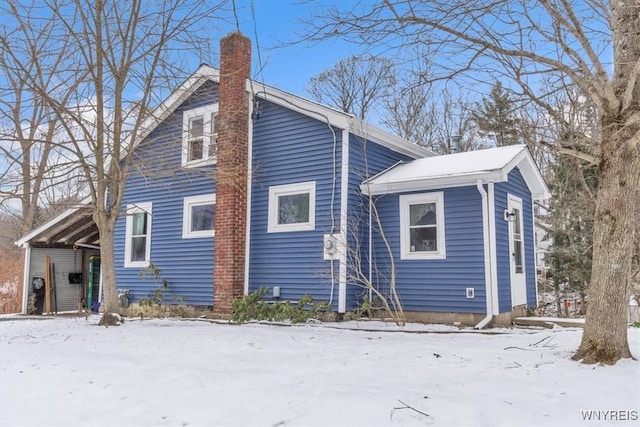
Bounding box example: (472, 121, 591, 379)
(399, 192, 446, 260)
(183, 194, 216, 238)
(124, 202, 152, 268)
(182, 104, 218, 166)
(268, 181, 316, 233)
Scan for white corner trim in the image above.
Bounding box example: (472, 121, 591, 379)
(267, 181, 316, 233)
(399, 192, 446, 260)
(244, 97, 254, 296)
(338, 130, 349, 314)
(182, 194, 216, 239)
(21, 244, 31, 314)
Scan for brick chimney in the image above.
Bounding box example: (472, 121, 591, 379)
(213, 32, 251, 313)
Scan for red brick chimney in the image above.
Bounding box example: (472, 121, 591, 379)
(213, 32, 251, 313)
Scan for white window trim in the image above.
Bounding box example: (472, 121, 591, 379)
(181, 104, 219, 167)
(124, 202, 152, 268)
(399, 192, 446, 260)
(268, 181, 316, 233)
(182, 193, 216, 239)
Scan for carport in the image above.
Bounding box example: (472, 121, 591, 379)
(15, 201, 100, 314)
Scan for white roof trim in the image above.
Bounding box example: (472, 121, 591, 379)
(128, 64, 432, 160)
(248, 80, 432, 159)
(362, 145, 550, 199)
(126, 63, 432, 160)
(129, 65, 220, 152)
(15, 197, 93, 247)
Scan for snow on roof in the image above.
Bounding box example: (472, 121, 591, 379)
(362, 145, 549, 198)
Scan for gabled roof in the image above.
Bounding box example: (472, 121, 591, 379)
(361, 145, 550, 199)
(15, 198, 98, 248)
(133, 64, 433, 159)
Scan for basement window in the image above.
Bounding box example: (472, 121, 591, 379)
(182, 194, 216, 239)
(124, 202, 152, 268)
(268, 181, 316, 233)
(182, 105, 218, 167)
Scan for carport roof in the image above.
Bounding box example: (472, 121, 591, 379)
(15, 200, 98, 248)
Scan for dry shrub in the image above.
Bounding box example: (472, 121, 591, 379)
(0, 247, 24, 314)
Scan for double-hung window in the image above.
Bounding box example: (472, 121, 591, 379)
(268, 181, 316, 233)
(183, 194, 216, 238)
(182, 105, 218, 167)
(399, 192, 446, 260)
(124, 202, 152, 267)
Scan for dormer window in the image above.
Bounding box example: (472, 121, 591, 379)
(182, 105, 218, 167)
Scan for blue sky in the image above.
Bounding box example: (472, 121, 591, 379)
(213, 0, 358, 98)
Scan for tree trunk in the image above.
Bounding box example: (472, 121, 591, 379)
(95, 219, 119, 314)
(572, 134, 639, 364)
(554, 281, 562, 317)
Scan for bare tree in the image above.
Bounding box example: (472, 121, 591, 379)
(307, 55, 396, 120)
(0, 4, 83, 236)
(309, 0, 639, 364)
(384, 84, 486, 153)
(2, 0, 228, 314)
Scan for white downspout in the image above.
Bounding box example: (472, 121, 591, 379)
(368, 195, 373, 303)
(488, 182, 499, 315)
(338, 130, 349, 314)
(21, 244, 31, 314)
(475, 181, 493, 329)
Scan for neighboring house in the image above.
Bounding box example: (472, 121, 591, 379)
(16, 32, 549, 326)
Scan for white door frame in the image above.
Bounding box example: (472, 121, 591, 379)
(507, 194, 527, 307)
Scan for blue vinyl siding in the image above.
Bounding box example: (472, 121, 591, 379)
(372, 186, 486, 313)
(248, 100, 342, 306)
(346, 135, 415, 310)
(114, 80, 219, 306)
(494, 167, 536, 312)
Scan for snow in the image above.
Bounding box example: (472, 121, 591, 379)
(366, 145, 526, 184)
(1, 316, 639, 427)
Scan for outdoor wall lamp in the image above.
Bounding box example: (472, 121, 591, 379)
(503, 209, 517, 222)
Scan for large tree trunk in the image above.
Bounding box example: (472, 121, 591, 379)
(95, 218, 119, 314)
(572, 130, 639, 364)
(572, 0, 640, 365)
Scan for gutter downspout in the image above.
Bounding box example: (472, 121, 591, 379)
(475, 181, 493, 329)
(338, 130, 349, 314)
(21, 244, 31, 314)
(368, 195, 373, 303)
(488, 182, 499, 315)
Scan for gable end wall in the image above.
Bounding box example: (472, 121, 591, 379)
(494, 167, 536, 312)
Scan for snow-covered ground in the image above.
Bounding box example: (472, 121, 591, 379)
(1, 316, 639, 427)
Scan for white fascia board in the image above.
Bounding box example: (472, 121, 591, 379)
(248, 80, 352, 129)
(15, 197, 93, 247)
(502, 150, 550, 200)
(127, 65, 220, 154)
(247, 81, 431, 160)
(348, 120, 434, 159)
(361, 171, 505, 196)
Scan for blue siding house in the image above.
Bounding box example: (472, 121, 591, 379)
(17, 32, 549, 327)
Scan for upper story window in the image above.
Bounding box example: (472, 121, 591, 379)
(182, 105, 218, 167)
(399, 192, 446, 260)
(267, 181, 316, 233)
(124, 202, 152, 268)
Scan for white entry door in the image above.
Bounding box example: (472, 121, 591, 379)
(508, 195, 527, 307)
